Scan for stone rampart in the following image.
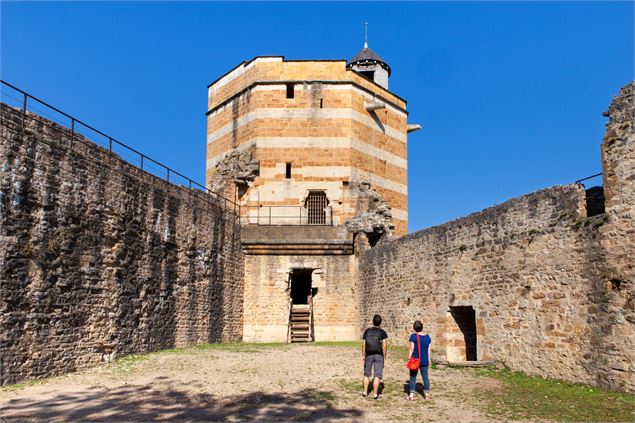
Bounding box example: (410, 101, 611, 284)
(0, 104, 244, 385)
(357, 82, 634, 392)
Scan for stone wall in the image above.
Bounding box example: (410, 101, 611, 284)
(243, 253, 358, 342)
(356, 83, 634, 392)
(0, 104, 244, 385)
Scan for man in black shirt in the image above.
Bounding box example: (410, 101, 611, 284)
(361, 314, 388, 399)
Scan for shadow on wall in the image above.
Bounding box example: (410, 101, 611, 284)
(0, 379, 362, 422)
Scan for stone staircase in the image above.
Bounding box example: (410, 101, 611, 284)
(289, 304, 313, 343)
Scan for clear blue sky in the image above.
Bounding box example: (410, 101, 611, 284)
(2, 1, 633, 232)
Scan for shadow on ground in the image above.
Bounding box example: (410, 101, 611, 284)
(1, 379, 363, 422)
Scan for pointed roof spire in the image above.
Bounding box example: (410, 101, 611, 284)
(348, 21, 391, 78)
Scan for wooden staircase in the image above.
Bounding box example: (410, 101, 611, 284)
(289, 303, 313, 343)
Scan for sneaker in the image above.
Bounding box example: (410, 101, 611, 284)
(361, 392, 367, 398)
(373, 394, 379, 400)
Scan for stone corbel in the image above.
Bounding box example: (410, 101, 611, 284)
(365, 100, 386, 112)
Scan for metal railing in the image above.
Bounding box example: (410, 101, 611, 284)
(0, 80, 239, 215)
(575, 173, 603, 185)
(241, 205, 333, 226)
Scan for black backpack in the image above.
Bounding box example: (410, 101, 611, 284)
(365, 327, 383, 354)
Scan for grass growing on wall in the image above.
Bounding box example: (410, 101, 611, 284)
(472, 366, 634, 422)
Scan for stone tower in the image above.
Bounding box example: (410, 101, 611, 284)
(206, 52, 419, 342)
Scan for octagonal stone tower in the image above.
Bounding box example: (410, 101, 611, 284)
(206, 52, 419, 342)
(206, 56, 411, 235)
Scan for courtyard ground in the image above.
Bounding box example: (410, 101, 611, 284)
(1, 343, 632, 422)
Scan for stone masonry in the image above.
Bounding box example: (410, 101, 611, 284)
(0, 74, 632, 394)
(0, 104, 244, 385)
(356, 82, 635, 392)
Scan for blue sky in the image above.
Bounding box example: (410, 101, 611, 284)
(1, 1, 633, 232)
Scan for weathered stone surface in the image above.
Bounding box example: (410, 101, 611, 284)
(0, 104, 244, 385)
(209, 144, 259, 196)
(355, 82, 635, 393)
(345, 181, 395, 242)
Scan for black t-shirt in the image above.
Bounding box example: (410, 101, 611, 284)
(362, 327, 388, 355)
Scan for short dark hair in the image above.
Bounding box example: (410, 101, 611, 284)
(372, 314, 382, 326)
(413, 320, 423, 332)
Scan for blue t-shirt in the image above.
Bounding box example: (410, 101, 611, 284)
(409, 333, 431, 365)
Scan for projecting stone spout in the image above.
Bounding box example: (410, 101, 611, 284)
(365, 100, 386, 112)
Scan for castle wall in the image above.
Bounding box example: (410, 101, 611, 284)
(243, 253, 358, 342)
(356, 83, 635, 392)
(0, 104, 244, 385)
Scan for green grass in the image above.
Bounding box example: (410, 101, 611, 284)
(178, 342, 290, 353)
(311, 390, 336, 401)
(473, 366, 634, 422)
(0, 376, 49, 392)
(314, 341, 361, 348)
(108, 342, 292, 372)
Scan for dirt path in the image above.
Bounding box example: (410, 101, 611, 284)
(0, 344, 503, 422)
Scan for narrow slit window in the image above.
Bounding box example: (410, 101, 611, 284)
(285, 163, 292, 179)
(286, 83, 295, 99)
(320, 98, 323, 108)
(360, 70, 375, 81)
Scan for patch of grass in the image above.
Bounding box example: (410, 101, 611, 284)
(312, 390, 336, 401)
(337, 378, 360, 395)
(314, 341, 361, 348)
(111, 353, 153, 374)
(473, 366, 634, 422)
(198, 342, 290, 353)
(159, 342, 290, 355)
(0, 376, 49, 392)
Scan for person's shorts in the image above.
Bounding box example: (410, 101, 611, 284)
(364, 354, 384, 379)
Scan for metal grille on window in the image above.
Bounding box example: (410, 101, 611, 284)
(306, 192, 327, 225)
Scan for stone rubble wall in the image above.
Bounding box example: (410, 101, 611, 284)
(356, 82, 634, 392)
(0, 104, 244, 385)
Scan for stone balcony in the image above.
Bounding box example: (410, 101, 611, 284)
(240, 225, 354, 255)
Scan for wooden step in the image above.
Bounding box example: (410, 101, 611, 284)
(291, 334, 310, 340)
(288, 303, 313, 343)
(290, 324, 310, 329)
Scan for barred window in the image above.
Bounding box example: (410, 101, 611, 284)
(305, 191, 328, 225)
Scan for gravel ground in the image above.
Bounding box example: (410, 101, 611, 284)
(0, 343, 503, 422)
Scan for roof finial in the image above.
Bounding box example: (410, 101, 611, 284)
(364, 22, 368, 49)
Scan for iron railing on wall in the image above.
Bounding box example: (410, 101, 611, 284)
(0, 80, 239, 216)
(241, 205, 333, 226)
(575, 173, 603, 185)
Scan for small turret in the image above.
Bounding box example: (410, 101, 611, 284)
(347, 23, 391, 89)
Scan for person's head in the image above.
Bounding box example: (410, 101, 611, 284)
(413, 320, 423, 333)
(372, 314, 382, 327)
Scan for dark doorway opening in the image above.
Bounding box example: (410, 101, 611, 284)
(290, 269, 312, 305)
(450, 306, 477, 361)
(585, 186, 605, 217)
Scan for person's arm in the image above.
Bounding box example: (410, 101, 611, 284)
(428, 340, 432, 366)
(408, 340, 414, 360)
(382, 339, 388, 360)
(362, 337, 366, 362)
